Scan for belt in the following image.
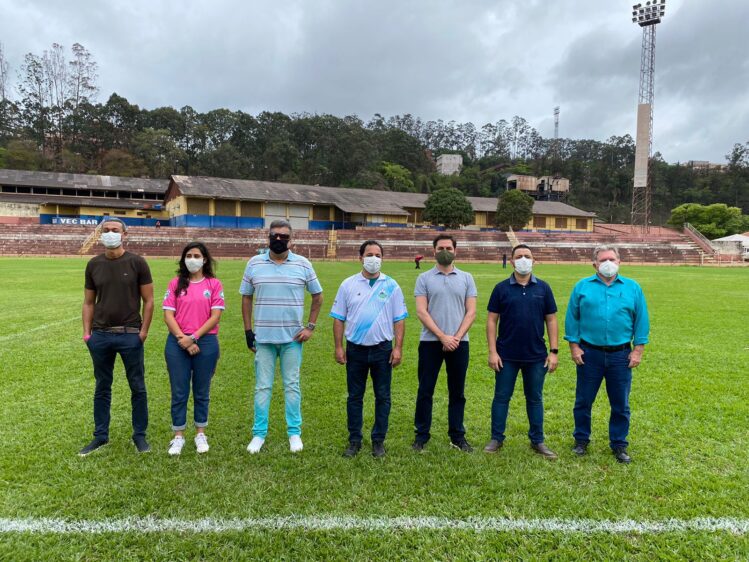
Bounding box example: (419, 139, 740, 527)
(580, 340, 630, 353)
(346, 340, 391, 349)
(99, 326, 141, 334)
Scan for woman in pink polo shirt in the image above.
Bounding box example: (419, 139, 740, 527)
(163, 242, 224, 455)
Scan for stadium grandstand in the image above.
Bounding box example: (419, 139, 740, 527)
(0, 168, 729, 264)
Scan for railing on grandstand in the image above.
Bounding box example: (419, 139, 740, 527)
(683, 223, 717, 255)
(78, 224, 102, 255)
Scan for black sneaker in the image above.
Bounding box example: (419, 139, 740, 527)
(372, 440, 386, 458)
(78, 438, 109, 456)
(572, 441, 588, 456)
(613, 447, 631, 464)
(450, 438, 474, 453)
(133, 436, 151, 453)
(342, 441, 361, 458)
(412, 440, 426, 452)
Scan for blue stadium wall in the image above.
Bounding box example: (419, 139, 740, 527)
(40, 214, 168, 227)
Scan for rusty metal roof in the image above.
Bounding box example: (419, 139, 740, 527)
(0, 169, 168, 194)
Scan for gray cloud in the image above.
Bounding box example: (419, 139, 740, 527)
(0, 0, 746, 162)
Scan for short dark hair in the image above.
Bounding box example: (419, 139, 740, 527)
(359, 240, 384, 257)
(511, 244, 532, 258)
(432, 234, 457, 249)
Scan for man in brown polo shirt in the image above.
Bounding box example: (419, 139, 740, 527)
(80, 218, 154, 455)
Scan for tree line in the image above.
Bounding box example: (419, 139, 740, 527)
(0, 42, 747, 229)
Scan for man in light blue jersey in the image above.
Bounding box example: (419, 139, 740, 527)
(330, 240, 408, 458)
(565, 245, 650, 464)
(240, 220, 323, 454)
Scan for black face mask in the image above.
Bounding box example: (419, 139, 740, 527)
(269, 238, 289, 254)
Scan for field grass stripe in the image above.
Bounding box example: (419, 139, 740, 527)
(1, 516, 747, 534)
(0, 316, 79, 342)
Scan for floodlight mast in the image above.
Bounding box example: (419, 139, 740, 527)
(631, 0, 666, 232)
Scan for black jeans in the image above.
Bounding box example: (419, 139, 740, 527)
(414, 340, 469, 443)
(346, 340, 392, 443)
(87, 331, 148, 440)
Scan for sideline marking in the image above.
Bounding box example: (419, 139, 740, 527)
(1, 516, 747, 534)
(0, 316, 79, 342)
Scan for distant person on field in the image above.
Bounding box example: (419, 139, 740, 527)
(162, 242, 224, 456)
(80, 218, 154, 456)
(485, 244, 559, 459)
(412, 234, 477, 453)
(502, 253, 507, 269)
(331, 240, 408, 458)
(415, 254, 423, 269)
(240, 220, 323, 454)
(565, 245, 650, 464)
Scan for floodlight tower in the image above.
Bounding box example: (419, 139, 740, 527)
(631, 0, 666, 231)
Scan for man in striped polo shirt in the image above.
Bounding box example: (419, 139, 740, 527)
(240, 220, 323, 454)
(330, 240, 408, 458)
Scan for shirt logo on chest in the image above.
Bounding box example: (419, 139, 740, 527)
(203, 290, 211, 299)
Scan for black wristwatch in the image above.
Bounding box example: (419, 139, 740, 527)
(549, 348, 559, 354)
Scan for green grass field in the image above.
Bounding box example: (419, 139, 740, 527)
(1, 258, 747, 560)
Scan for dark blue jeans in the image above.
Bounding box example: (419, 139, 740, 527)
(414, 341, 469, 443)
(573, 344, 632, 449)
(87, 331, 148, 440)
(491, 359, 547, 444)
(164, 333, 220, 431)
(346, 341, 392, 443)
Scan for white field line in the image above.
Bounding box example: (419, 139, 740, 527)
(0, 516, 747, 535)
(0, 316, 79, 342)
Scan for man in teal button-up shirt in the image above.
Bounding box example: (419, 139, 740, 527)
(564, 245, 650, 463)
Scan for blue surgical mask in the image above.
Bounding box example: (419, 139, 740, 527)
(101, 232, 122, 249)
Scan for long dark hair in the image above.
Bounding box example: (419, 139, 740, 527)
(176, 241, 216, 298)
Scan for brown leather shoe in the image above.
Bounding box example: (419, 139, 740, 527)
(483, 439, 503, 453)
(531, 442, 558, 460)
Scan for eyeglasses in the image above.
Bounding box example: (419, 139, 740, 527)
(269, 233, 291, 241)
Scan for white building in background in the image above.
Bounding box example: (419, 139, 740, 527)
(436, 154, 463, 175)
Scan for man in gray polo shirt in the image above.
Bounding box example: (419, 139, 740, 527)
(413, 234, 477, 452)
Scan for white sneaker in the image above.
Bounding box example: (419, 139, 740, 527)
(168, 436, 185, 456)
(195, 433, 209, 454)
(289, 435, 303, 453)
(247, 436, 265, 454)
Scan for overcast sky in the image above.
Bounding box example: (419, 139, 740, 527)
(1, 0, 746, 163)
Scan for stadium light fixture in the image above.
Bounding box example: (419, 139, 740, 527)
(632, 0, 666, 27)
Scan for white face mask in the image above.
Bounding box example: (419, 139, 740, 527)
(513, 256, 533, 275)
(362, 256, 382, 274)
(185, 257, 204, 274)
(101, 232, 122, 249)
(598, 260, 619, 278)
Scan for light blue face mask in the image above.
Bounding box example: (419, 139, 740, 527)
(101, 232, 122, 249)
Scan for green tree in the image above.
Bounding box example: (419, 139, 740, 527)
(380, 161, 414, 192)
(496, 189, 534, 230)
(667, 202, 747, 238)
(423, 187, 474, 229)
(101, 148, 144, 177)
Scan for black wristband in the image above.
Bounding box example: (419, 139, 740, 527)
(549, 348, 559, 354)
(245, 329, 256, 349)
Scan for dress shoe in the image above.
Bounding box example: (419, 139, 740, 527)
(572, 441, 588, 456)
(613, 447, 631, 464)
(342, 441, 361, 458)
(483, 439, 503, 453)
(372, 440, 386, 458)
(531, 442, 558, 460)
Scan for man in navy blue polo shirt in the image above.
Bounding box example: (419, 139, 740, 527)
(484, 244, 559, 459)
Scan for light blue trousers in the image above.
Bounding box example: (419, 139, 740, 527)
(252, 342, 303, 438)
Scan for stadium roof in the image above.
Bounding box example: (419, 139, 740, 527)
(0, 192, 163, 210)
(0, 169, 168, 194)
(169, 176, 595, 218)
